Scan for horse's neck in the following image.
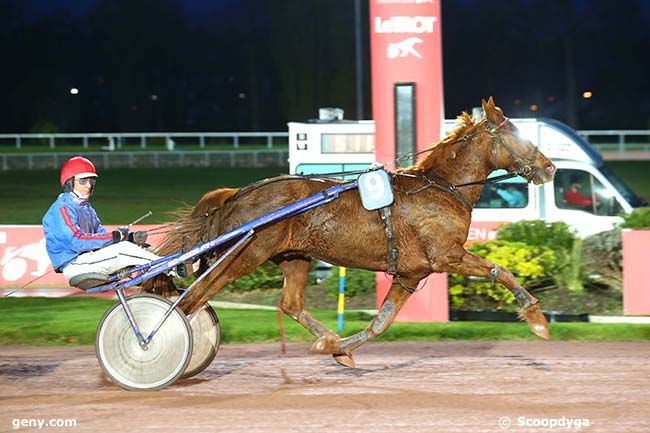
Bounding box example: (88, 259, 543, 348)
(422, 140, 494, 206)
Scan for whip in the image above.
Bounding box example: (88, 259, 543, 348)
(128, 210, 152, 227)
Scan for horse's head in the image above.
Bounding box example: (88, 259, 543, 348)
(481, 97, 555, 185)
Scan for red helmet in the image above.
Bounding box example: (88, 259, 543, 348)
(59, 156, 98, 186)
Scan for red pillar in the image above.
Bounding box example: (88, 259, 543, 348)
(622, 230, 650, 315)
(370, 0, 448, 322)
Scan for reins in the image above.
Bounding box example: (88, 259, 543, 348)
(453, 170, 522, 188)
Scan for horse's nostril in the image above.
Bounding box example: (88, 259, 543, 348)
(546, 164, 555, 173)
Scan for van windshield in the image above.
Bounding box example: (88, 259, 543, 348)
(598, 165, 647, 208)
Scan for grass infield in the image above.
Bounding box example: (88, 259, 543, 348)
(1, 297, 648, 345)
(0, 162, 647, 225)
(0, 167, 287, 224)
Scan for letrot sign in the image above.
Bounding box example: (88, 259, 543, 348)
(370, 0, 447, 322)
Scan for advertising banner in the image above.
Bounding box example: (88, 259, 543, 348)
(622, 230, 650, 315)
(370, 0, 444, 166)
(370, 0, 446, 321)
(0, 225, 167, 288)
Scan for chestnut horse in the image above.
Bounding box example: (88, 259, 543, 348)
(154, 98, 556, 368)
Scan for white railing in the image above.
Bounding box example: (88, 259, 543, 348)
(0, 131, 289, 150)
(0, 150, 289, 171)
(577, 130, 650, 152)
(2, 129, 648, 154)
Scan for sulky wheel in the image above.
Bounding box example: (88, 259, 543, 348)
(95, 294, 193, 391)
(181, 302, 221, 378)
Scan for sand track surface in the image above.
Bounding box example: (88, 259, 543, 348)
(1, 341, 649, 432)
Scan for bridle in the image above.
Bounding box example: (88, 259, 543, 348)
(484, 116, 539, 179)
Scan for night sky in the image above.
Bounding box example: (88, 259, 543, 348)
(1, 0, 649, 133)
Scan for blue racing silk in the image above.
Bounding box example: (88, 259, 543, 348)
(42, 192, 113, 271)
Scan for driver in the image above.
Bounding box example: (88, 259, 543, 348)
(42, 156, 161, 286)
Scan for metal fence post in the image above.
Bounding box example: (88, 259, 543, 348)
(16, 135, 21, 149)
(619, 134, 625, 152)
(267, 135, 273, 149)
(49, 136, 55, 149)
(83, 136, 89, 149)
(233, 135, 239, 149)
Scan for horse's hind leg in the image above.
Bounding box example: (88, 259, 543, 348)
(446, 249, 550, 339)
(275, 256, 355, 368)
(310, 276, 419, 356)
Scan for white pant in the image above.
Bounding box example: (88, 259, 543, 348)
(62, 242, 161, 280)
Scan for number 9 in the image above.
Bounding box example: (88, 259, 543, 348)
(362, 172, 385, 199)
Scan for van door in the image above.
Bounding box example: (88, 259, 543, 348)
(546, 163, 626, 237)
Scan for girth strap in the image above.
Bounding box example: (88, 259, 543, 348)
(378, 206, 399, 275)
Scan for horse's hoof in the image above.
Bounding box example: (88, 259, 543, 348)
(519, 302, 551, 340)
(309, 333, 340, 355)
(333, 352, 356, 368)
(532, 323, 550, 340)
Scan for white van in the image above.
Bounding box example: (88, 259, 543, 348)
(288, 117, 645, 238)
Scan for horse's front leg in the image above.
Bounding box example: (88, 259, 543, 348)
(446, 249, 550, 339)
(275, 257, 355, 368)
(310, 276, 419, 356)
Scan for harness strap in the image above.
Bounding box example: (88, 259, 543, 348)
(393, 172, 474, 212)
(394, 274, 417, 294)
(378, 206, 399, 275)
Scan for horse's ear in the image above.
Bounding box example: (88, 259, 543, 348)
(481, 98, 489, 116)
(482, 97, 495, 112)
(482, 97, 501, 122)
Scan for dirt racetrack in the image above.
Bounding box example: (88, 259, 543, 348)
(1, 341, 649, 432)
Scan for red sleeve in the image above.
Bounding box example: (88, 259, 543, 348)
(58, 206, 113, 252)
(564, 190, 593, 207)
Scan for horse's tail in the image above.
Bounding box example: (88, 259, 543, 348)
(156, 187, 239, 256)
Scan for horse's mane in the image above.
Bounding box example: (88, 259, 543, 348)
(401, 112, 478, 173)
